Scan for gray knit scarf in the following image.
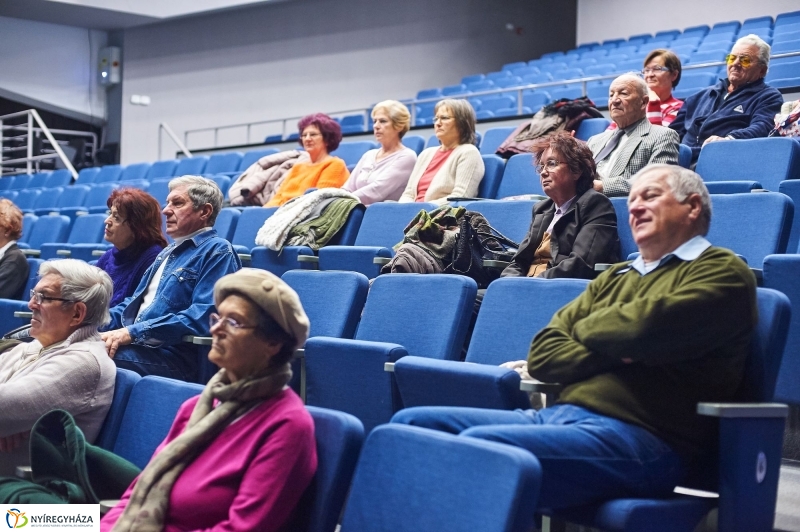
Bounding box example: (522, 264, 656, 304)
(110, 363, 293, 532)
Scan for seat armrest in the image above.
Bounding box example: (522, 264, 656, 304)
(14, 312, 32, 319)
(92, 249, 106, 257)
(297, 255, 320, 264)
(182, 335, 212, 346)
(483, 260, 510, 269)
(447, 197, 484, 202)
(385, 362, 395, 372)
(99, 500, 121, 515)
(22, 249, 41, 257)
(237, 253, 252, 262)
(373, 257, 391, 265)
(520, 380, 563, 395)
(594, 263, 612, 272)
(697, 402, 788, 418)
(15, 465, 31, 480)
(56, 249, 71, 256)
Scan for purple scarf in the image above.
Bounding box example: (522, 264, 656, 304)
(97, 243, 163, 307)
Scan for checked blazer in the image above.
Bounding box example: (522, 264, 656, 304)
(586, 118, 680, 197)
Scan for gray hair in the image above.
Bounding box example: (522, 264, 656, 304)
(38, 259, 113, 327)
(168, 175, 223, 225)
(615, 73, 649, 99)
(435, 99, 477, 146)
(372, 100, 411, 138)
(734, 34, 771, 69)
(631, 164, 712, 235)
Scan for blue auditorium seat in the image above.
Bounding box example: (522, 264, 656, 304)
(0, 177, 13, 192)
(29, 187, 64, 217)
(772, 39, 800, 54)
(493, 76, 524, 89)
(695, 138, 800, 192)
(461, 74, 486, 85)
(264, 134, 283, 143)
(9, 174, 32, 190)
(340, 424, 540, 532)
(778, 180, 800, 252)
(174, 156, 208, 176)
(672, 71, 718, 99)
(476, 155, 505, 200)
(285, 132, 300, 141)
(304, 273, 477, 430)
(461, 199, 535, 243)
(238, 149, 279, 170)
(586, 80, 612, 106)
(15, 189, 42, 212)
(208, 175, 232, 196)
(416, 88, 441, 99)
(145, 159, 179, 180)
(22, 215, 71, 256)
(574, 118, 611, 141)
(466, 79, 496, 92)
(521, 72, 553, 85)
(584, 63, 617, 76)
(20, 214, 37, 243)
(38, 213, 107, 260)
(549, 86, 584, 100)
(551, 68, 584, 81)
(204, 152, 243, 174)
(425, 135, 440, 150)
(494, 107, 531, 118)
(228, 206, 276, 259)
(682, 25, 710, 38)
(146, 179, 171, 206)
(212, 207, 240, 241)
(94, 368, 141, 451)
(43, 169, 72, 188)
(495, 153, 544, 199)
(331, 141, 379, 167)
(549, 287, 790, 532)
(93, 164, 124, 184)
(502, 61, 527, 72)
(441, 83, 468, 97)
(316, 202, 436, 278)
(401, 135, 425, 155)
(480, 127, 516, 155)
(60, 182, 119, 219)
(522, 91, 552, 114)
(655, 30, 681, 40)
(394, 277, 588, 411)
(687, 50, 728, 64)
(486, 70, 512, 81)
(118, 163, 151, 183)
(478, 95, 517, 114)
(27, 172, 50, 189)
(678, 144, 692, 169)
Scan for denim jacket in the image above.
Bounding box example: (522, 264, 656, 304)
(105, 229, 241, 347)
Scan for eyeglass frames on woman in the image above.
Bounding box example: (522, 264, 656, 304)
(725, 54, 755, 68)
(433, 115, 453, 123)
(209, 312, 258, 331)
(29, 290, 76, 305)
(641, 67, 671, 75)
(535, 159, 562, 174)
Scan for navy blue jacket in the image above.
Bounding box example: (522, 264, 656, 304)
(670, 78, 783, 162)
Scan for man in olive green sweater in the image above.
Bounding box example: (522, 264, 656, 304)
(391, 164, 757, 510)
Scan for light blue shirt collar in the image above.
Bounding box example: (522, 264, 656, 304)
(622, 235, 711, 275)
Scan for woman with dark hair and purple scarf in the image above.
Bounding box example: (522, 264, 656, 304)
(265, 113, 350, 207)
(96, 188, 167, 306)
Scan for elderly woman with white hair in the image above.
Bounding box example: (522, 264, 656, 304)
(0, 259, 115, 475)
(102, 268, 316, 532)
(670, 33, 784, 164)
(341, 100, 417, 204)
(399, 98, 485, 205)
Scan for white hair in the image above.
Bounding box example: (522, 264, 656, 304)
(615, 73, 649, 99)
(734, 34, 771, 69)
(38, 259, 113, 327)
(169, 175, 223, 225)
(631, 164, 712, 235)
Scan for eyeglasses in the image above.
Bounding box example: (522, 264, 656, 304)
(29, 290, 76, 305)
(641, 66, 671, 75)
(535, 159, 562, 173)
(300, 132, 322, 139)
(433, 115, 453, 123)
(209, 312, 258, 331)
(106, 211, 126, 225)
(725, 54, 755, 68)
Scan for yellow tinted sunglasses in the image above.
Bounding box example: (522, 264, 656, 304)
(725, 54, 755, 68)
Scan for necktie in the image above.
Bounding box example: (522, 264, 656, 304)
(594, 128, 625, 163)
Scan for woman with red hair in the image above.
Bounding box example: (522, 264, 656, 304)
(96, 188, 167, 306)
(265, 113, 349, 207)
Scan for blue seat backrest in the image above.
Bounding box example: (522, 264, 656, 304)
(706, 192, 793, 266)
(401, 136, 425, 155)
(120, 163, 151, 182)
(209, 175, 232, 196)
(331, 141, 379, 167)
(574, 118, 611, 141)
(282, 270, 369, 339)
(230, 207, 276, 248)
(678, 144, 692, 168)
(213, 208, 240, 241)
(66, 214, 107, 244)
(695, 138, 800, 192)
(44, 169, 72, 188)
(83, 183, 119, 209)
(56, 185, 91, 209)
(21, 214, 37, 243)
(325, 205, 365, 246)
(146, 160, 179, 180)
(174, 156, 209, 176)
(295, 407, 364, 532)
(9, 174, 32, 190)
(76, 167, 101, 185)
(32, 188, 64, 211)
(205, 152, 243, 174)
(462, 200, 535, 243)
(480, 127, 516, 156)
(0, 299, 34, 333)
(15, 189, 42, 210)
(25, 258, 44, 295)
(356, 274, 478, 361)
(28, 172, 50, 189)
(27, 216, 70, 248)
(95, 368, 141, 451)
(112, 376, 204, 468)
(425, 135, 440, 150)
(478, 155, 505, 199)
(340, 424, 540, 532)
(610, 197, 636, 259)
(353, 202, 437, 248)
(0, 177, 13, 192)
(93, 165, 123, 184)
(468, 277, 589, 365)
(496, 153, 544, 198)
(147, 180, 171, 206)
(239, 149, 279, 171)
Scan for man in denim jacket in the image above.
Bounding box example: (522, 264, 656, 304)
(101, 176, 241, 381)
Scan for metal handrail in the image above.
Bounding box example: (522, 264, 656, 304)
(179, 50, 800, 152)
(158, 122, 192, 160)
(0, 109, 79, 178)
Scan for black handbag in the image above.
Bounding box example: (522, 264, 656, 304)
(444, 212, 519, 288)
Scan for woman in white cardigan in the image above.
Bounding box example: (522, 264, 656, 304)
(399, 98, 485, 205)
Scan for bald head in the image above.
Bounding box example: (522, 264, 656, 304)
(608, 73, 649, 129)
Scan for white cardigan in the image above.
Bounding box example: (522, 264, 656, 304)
(398, 144, 485, 205)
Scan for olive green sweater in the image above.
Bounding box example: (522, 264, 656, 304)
(528, 246, 757, 458)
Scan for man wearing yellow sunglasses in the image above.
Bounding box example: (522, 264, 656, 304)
(670, 34, 783, 165)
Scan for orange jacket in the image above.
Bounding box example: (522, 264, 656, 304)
(265, 157, 349, 207)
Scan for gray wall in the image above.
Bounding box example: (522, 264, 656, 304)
(0, 16, 107, 122)
(119, 0, 576, 163)
(577, 0, 798, 45)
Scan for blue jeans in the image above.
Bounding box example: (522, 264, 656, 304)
(391, 404, 686, 510)
(114, 344, 197, 382)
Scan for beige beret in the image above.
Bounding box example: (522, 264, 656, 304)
(213, 268, 309, 349)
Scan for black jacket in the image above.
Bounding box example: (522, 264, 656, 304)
(501, 189, 620, 279)
(0, 244, 29, 300)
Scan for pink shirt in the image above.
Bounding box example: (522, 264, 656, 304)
(608, 96, 684, 130)
(415, 149, 453, 202)
(101, 388, 317, 532)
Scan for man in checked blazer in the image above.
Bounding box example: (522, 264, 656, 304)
(587, 73, 680, 197)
